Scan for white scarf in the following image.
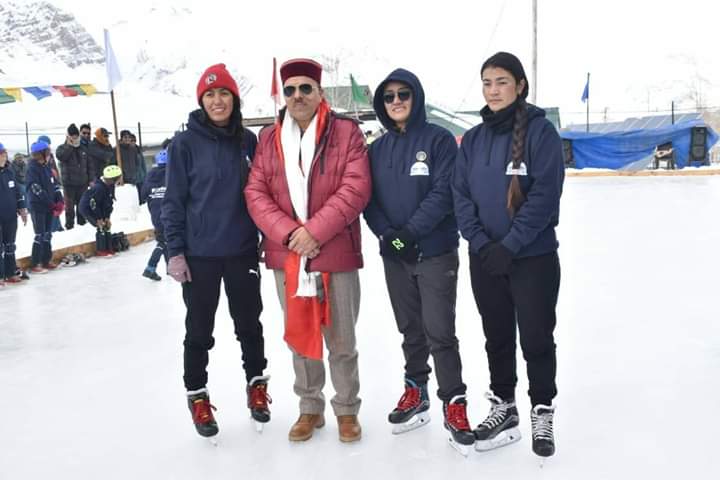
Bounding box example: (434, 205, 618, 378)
(281, 111, 320, 297)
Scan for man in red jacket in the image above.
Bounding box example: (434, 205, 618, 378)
(245, 58, 371, 443)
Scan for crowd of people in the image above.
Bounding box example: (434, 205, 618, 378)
(1, 52, 565, 460)
(0, 124, 158, 283)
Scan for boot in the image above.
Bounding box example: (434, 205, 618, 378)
(337, 415, 362, 443)
(288, 414, 325, 442)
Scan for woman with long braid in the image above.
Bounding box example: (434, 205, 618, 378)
(452, 52, 565, 459)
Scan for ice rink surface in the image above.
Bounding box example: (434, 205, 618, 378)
(2, 176, 720, 479)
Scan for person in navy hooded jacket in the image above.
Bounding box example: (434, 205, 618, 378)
(161, 63, 268, 440)
(363, 68, 474, 450)
(0, 142, 28, 286)
(79, 165, 123, 257)
(140, 147, 168, 281)
(25, 140, 63, 273)
(452, 52, 564, 459)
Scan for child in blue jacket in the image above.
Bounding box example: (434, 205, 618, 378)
(79, 165, 122, 257)
(0, 142, 28, 285)
(25, 141, 63, 273)
(140, 148, 168, 280)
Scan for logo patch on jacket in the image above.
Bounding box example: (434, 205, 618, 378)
(505, 162, 528, 176)
(410, 151, 429, 176)
(7, 180, 14, 188)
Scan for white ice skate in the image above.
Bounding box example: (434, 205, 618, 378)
(392, 410, 430, 435)
(474, 427, 521, 451)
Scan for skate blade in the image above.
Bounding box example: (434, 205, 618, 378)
(206, 435, 218, 447)
(447, 437, 471, 457)
(474, 427, 521, 452)
(255, 421, 266, 433)
(391, 411, 430, 435)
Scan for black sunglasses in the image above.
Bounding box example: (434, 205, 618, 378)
(80, 131, 91, 136)
(283, 84, 314, 97)
(383, 90, 412, 104)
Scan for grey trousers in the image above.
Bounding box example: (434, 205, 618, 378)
(382, 251, 466, 402)
(274, 269, 361, 416)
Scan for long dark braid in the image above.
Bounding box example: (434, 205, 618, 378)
(507, 98, 528, 217)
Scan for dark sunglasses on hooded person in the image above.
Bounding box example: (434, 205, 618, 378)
(383, 89, 412, 104)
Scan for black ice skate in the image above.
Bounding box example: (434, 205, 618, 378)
(473, 392, 521, 452)
(443, 395, 476, 456)
(388, 378, 430, 434)
(187, 388, 219, 445)
(531, 404, 556, 465)
(247, 375, 272, 433)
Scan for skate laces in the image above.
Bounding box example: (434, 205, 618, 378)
(445, 396, 470, 431)
(531, 405, 555, 441)
(249, 383, 272, 409)
(396, 385, 421, 411)
(191, 398, 217, 424)
(480, 392, 513, 429)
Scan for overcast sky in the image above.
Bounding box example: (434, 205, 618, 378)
(34, 0, 720, 126)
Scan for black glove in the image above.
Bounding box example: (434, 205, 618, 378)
(382, 228, 420, 263)
(479, 242, 514, 276)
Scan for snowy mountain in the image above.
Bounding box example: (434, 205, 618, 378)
(0, 1, 103, 74)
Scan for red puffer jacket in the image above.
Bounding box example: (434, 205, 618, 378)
(245, 109, 371, 272)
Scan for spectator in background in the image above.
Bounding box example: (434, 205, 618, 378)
(87, 128, 114, 180)
(11, 152, 28, 205)
(0, 142, 28, 286)
(55, 123, 91, 230)
(112, 130, 141, 194)
(79, 165, 123, 258)
(25, 140, 63, 273)
(129, 133, 147, 203)
(37, 135, 64, 232)
(140, 148, 168, 280)
(79, 124, 92, 146)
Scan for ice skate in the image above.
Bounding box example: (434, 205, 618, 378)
(531, 404, 555, 464)
(247, 375, 271, 433)
(443, 395, 475, 457)
(388, 379, 430, 434)
(187, 388, 219, 443)
(473, 392, 521, 452)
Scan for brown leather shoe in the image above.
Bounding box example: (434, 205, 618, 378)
(337, 415, 362, 442)
(288, 414, 325, 442)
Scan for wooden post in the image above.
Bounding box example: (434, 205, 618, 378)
(110, 90, 124, 184)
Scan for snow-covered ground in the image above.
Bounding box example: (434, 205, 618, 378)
(1, 175, 719, 479)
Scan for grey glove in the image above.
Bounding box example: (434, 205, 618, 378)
(168, 254, 192, 283)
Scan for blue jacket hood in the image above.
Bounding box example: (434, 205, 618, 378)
(373, 68, 426, 133)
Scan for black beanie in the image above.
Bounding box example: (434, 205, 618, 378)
(67, 123, 80, 136)
(481, 52, 529, 99)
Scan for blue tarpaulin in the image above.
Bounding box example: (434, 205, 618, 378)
(560, 120, 718, 169)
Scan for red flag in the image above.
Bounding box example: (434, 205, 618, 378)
(53, 85, 79, 97)
(271, 57, 280, 105)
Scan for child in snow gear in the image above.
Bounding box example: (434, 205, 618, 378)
(162, 64, 268, 438)
(0, 142, 28, 285)
(452, 52, 564, 458)
(25, 141, 63, 272)
(79, 165, 122, 257)
(364, 69, 468, 442)
(140, 148, 168, 281)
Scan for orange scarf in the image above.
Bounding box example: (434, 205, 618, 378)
(277, 100, 332, 360)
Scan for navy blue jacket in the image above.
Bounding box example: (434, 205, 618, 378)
(162, 109, 259, 258)
(452, 104, 564, 258)
(0, 164, 26, 221)
(79, 179, 115, 224)
(25, 159, 62, 213)
(141, 164, 166, 231)
(363, 69, 459, 258)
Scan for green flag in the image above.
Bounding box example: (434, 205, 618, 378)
(350, 74, 365, 104)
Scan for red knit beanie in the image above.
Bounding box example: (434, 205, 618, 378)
(196, 63, 239, 103)
(280, 58, 322, 85)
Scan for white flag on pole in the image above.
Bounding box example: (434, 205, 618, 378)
(104, 29, 122, 92)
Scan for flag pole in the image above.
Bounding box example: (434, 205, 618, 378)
(586, 72, 590, 133)
(110, 90, 124, 185)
